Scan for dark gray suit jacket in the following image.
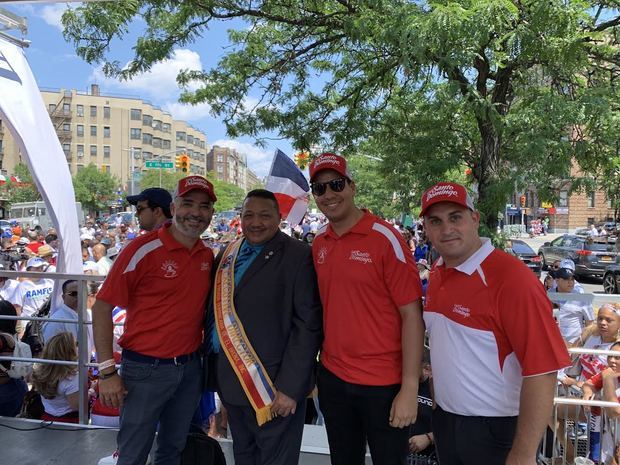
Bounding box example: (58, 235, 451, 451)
(212, 231, 323, 406)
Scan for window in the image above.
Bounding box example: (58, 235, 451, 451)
(76, 105, 84, 117)
(131, 109, 142, 120)
(104, 126, 110, 138)
(142, 151, 152, 159)
(588, 191, 595, 208)
(103, 146, 110, 158)
(103, 106, 110, 118)
(558, 190, 569, 208)
(217, 165, 224, 173)
(63, 103, 70, 115)
(62, 123, 70, 132)
(176, 131, 186, 141)
(142, 133, 152, 145)
(102, 165, 111, 173)
(217, 154, 223, 162)
(187, 135, 194, 145)
(163, 139, 171, 150)
(162, 123, 171, 133)
(90, 145, 97, 156)
(143, 114, 153, 126)
(90, 125, 97, 137)
(77, 125, 84, 137)
(77, 144, 84, 157)
(48, 104, 56, 113)
(153, 120, 162, 131)
(130, 128, 142, 140)
(152, 137, 162, 148)
(90, 105, 97, 117)
(62, 143, 70, 153)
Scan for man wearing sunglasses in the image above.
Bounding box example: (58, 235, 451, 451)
(309, 152, 425, 465)
(127, 187, 173, 232)
(42, 280, 93, 352)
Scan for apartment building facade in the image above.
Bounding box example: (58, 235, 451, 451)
(0, 84, 208, 194)
(207, 145, 260, 192)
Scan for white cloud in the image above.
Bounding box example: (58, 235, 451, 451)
(91, 49, 204, 100)
(40, 4, 69, 31)
(212, 139, 274, 178)
(162, 101, 212, 121)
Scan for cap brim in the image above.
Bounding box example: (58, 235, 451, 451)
(126, 194, 145, 205)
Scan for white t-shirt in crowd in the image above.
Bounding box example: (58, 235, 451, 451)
(42, 373, 79, 417)
(557, 299, 594, 343)
(0, 279, 19, 302)
(13, 279, 54, 317)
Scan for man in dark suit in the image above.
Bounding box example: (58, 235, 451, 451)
(211, 189, 322, 465)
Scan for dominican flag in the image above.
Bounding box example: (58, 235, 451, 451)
(265, 149, 310, 226)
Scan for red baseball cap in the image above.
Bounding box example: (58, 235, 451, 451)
(309, 152, 352, 181)
(420, 182, 475, 217)
(175, 176, 217, 202)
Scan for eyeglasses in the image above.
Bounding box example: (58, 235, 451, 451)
(64, 291, 78, 297)
(136, 206, 153, 215)
(311, 177, 348, 196)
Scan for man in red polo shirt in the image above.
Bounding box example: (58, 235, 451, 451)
(310, 152, 425, 465)
(92, 175, 217, 465)
(421, 182, 571, 465)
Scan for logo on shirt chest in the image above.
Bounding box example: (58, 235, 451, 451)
(452, 304, 471, 318)
(349, 250, 372, 264)
(161, 260, 179, 278)
(201, 262, 210, 272)
(317, 246, 328, 265)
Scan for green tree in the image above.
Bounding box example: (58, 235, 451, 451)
(139, 169, 184, 193)
(63, 1, 620, 226)
(73, 164, 117, 216)
(207, 175, 246, 212)
(1, 163, 41, 205)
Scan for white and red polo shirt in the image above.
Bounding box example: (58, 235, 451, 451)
(97, 223, 213, 358)
(313, 211, 422, 386)
(424, 238, 571, 417)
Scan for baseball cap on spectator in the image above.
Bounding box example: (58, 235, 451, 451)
(419, 182, 475, 217)
(309, 153, 352, 182)
(26, 257, 46, 269)
(106, 247, 119, 259)
(554, 268, 574, 280)
(37, 244, 55, 258)
(17, 237, 29, 246)
(127, 187, 173, 218)
(80, 233, 94, 241)
(175, 175, 217, 202)
(100, 237, 112, 246)
(559, 259, 576, 272)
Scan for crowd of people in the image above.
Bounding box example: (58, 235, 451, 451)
(0, 153, 619, 465)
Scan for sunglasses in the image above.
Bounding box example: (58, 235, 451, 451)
(136, 206, 153, 215)
(311, 177, 348, 196)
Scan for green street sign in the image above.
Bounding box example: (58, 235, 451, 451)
(145, 161, 162, 168)
(161, 162, 174, 169)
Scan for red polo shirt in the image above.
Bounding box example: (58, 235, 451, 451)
(97, 223, 213, 358)
(424, 238, 571, 416)
(313, 211, 422, 385)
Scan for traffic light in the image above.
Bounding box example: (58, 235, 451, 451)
(176, 154, 189, 173)
(294, 151, 309, 169)
(520, 195, 526, 208)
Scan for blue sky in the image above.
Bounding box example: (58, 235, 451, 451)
(3, 1, 295, 177)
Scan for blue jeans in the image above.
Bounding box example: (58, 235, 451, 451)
(117, 356, 202, 465)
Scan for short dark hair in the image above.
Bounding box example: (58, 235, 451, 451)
(147, 199, 172, 219)
(45, 234, 57, 244)
(62, 280, 77, 294)
(0, 300, 17, 334)
(244, 189, 280, 214)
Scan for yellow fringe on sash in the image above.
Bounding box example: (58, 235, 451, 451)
(256, 405, 275, 426)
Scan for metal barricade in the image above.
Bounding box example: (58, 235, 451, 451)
(0, 269, 106, 424)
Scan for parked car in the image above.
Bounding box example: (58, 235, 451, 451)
(505, 239, 541, 276)
(538, 234, 618, 279)
(603, 262, 620, 294)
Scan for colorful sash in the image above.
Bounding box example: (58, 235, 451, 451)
(214, 239, 276, 426)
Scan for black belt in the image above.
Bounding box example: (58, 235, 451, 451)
(122, 349, 200, 366)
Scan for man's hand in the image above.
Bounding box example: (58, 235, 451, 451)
(270, 390, 297, 417)
(98, 373, 127, 408)
(408, 434, 431, 453)
(389, 386, 418, 428)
